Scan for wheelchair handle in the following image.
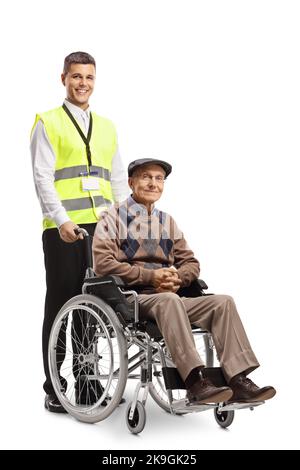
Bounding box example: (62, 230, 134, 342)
(74, 227, 93, 270)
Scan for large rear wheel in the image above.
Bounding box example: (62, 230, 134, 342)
(48, 294, 128, 423)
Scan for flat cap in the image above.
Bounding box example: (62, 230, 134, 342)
(128, 158, 172, 177)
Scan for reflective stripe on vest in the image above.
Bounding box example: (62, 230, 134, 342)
(32, 106, 116, 230)
(61, 195, 112, 211)
(54, 165, 111, 182)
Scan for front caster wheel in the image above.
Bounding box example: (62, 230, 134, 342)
(126, 400, 146, 434)
(214, 408, 234, 428)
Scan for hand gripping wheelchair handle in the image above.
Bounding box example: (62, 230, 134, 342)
(74, 227, 93, 273)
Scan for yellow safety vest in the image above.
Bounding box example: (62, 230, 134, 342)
(32, 106, 116, 230)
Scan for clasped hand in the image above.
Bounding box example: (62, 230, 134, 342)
(153, 267, 182, 293)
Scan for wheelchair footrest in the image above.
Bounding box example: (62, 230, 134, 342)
(220, 401, 265, 411)
(172, 399, 216, 413)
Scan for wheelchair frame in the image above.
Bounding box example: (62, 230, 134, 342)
(48, 228, 264, 434)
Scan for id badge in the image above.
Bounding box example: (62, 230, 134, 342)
(81, 176, 100, 191)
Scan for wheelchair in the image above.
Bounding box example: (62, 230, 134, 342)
(48, 228, 264, 434)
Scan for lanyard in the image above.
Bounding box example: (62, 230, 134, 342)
(62, 103, 93, 170)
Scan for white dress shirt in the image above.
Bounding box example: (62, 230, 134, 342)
(31, 99, 129, 228)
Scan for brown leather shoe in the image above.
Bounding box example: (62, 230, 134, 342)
(186, 376, 233, 404)
(229, 374, 276, 403)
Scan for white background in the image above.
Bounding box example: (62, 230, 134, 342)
(1, 0, 299, 450)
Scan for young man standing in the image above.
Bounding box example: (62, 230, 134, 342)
(31, 52, 129, 412)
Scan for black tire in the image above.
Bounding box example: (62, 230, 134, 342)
(126, 401, 146, 434)
(214, 408, 234, 428)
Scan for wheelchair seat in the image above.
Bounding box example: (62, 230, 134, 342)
(83, 275, 209, 341)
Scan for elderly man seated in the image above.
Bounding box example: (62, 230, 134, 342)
(92, 158, 276, 404)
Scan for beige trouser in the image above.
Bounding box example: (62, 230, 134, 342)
(136, 292, 260, 382)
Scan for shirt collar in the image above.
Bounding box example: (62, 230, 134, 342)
(127, 195, 158, 216)
(64, 99, 90, 118)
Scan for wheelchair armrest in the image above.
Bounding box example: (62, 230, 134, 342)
(197, 279, 208, 290)
(177, 279, 208, 298)
(83, 274, 125, 287)
(106, 275, 125, 287)
(82, 275, 134, 323)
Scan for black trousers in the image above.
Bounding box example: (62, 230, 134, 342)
(42, 223, 96, 395)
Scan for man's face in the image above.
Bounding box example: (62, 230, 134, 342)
(129, 164, 166, 206)
(61, 63, 96, 109)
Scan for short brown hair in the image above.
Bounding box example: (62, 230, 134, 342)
(63, 51, 96, 74)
